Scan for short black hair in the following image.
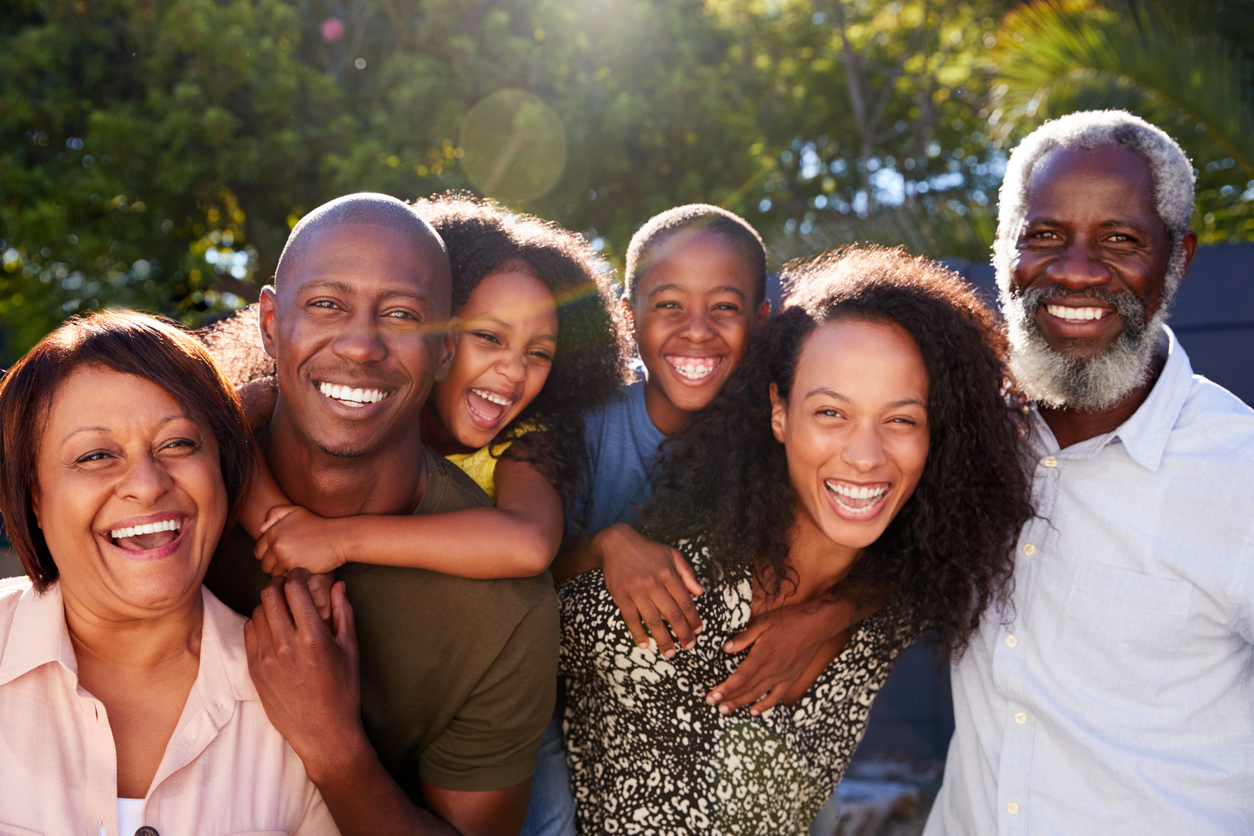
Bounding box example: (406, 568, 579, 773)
(623, 204, 767, 305)
(274, 192, 448, 290)
(0, 311, 253, 591)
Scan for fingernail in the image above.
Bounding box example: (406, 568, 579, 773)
(719, 704, 731, 715)
(662, 647, 675, 658)
(683, 640, 695, 650)
(637, 641, 650, 649)
(694, 623, 704, 634)
(750, 708, 759, 716)
(708, 691, 722, 703)
(723, 641, 734, 651)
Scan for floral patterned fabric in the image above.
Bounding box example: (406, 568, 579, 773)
(558, 539, 917, 835)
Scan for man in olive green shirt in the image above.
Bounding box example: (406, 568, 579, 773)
(205, 193, 558, 836)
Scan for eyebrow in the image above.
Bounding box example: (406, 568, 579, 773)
(646, 283, 748, 301)
(61, 414, 189, 445)
(804, 388, 926, 410)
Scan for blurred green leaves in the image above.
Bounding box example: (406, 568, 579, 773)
(2, 0, 1252, 359)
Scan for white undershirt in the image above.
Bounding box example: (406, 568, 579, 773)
(100, 798, 143, 836)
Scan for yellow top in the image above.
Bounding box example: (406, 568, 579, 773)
(444, 439, 513, 502)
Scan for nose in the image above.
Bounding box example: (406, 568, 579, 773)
(117, 454, 172, 506)
(495, 350, 527, 384)
(679, 309, 716, 342)
(1044, 236, 1111, 293)
(331, 311, 387, 364)
(841, 423, 888, 473)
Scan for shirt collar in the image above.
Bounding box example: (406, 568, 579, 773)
(1029, 326, 1193, 472)
(0, 579, 77, 687)
(0, 579, 257, 708)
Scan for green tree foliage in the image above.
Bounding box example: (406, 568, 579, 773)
(987, 0, 1254, 243)
(3, 0, 1252, 359)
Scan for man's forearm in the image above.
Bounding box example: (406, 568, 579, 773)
(307, 728, 462, 836)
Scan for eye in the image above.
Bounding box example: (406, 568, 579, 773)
(655, 300, 681, 311)
(712, 303, 741, 313)
(816, 407, 844, 418)
(528, 348, 554, 362)
(74, 450, 113, 464)
(384, 308, 421, 321)
(472, 331, 501, 345)
(888, 416, 917, 426)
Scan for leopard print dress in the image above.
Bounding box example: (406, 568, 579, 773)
(558, 538, 917, 835)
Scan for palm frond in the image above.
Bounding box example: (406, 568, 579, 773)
(988, 0, 1254, 178)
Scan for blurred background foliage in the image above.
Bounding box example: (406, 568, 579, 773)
(2, 0, 1252, 359)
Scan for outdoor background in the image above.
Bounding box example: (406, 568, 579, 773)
(4, 2, 1254, 831)
(3, 0, 1253, 363)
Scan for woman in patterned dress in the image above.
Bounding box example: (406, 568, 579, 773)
(557, 247, 1034, 835)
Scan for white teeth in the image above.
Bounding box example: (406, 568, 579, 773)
(110, 518, 181, 540)
(668, 358, 719, 380)
(1046, 304, 1108, 322)
(319, 381, 390, 405)
(825, 481, 887, 501)
(471, 389, 515, 407)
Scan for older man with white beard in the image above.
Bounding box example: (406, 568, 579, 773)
(924, 111, 1254, 835)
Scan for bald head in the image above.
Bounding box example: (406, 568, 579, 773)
(275, 193, 451, 305)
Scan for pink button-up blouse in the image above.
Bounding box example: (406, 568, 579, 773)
(0, 576, 339, 835)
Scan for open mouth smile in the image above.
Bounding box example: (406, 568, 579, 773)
(1044, 304, 1111, 322)
(665, 355, 723, 385)
(107, 516, 186, 554)
(318, 381, 394, 408)
(466, 388, 517, 429)
(824, 480, 890, 516)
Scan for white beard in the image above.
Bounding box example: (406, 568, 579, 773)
(1000, 251, 1186, 411)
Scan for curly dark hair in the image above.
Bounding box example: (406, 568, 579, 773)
(638, 246, 1033, 657)
(411, 193, 631, 518)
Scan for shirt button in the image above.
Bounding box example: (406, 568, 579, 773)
(1022, 543, 1036, 555)
(1007, 802, 1021, 815)
(1041, 456, 1057, 468)
(1005, 634, 1018, 648)
(1015, 711, 1027, 724)
(135, 828, 159, 836)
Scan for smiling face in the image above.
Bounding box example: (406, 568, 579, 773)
(629, 231, 768, 434)
(1002, 144, 1195, 409)
(260, 223, 454, 459)
(431, 268, 559, 452)
(771, 318, 929, 559)
(32, 367, 228, 617)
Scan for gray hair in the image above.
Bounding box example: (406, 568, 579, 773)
(992, 110, 1195, 294)
(274, 192, 447, 288)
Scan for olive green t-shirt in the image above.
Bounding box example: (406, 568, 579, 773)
(204, 446, 559, 796)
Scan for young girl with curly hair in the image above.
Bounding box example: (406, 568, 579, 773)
(556, 246, 1034, 834)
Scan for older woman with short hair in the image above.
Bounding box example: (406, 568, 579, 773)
(0, 310, 337, 834)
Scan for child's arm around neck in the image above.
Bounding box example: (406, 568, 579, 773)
(254, 450, 564, 580)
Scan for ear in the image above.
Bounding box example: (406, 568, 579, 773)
(1178, 230, 1198, 275)
(769, 382, 787, 444)
(754, 299, 770, 330)
(433, 317, 457, 383)
(258, 286, 279, 360)
(620, 295, 635, 329)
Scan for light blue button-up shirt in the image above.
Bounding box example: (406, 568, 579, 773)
(925, 328, 1254, 835)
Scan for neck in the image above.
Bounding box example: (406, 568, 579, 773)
(1041, 347, 1167, 449)
(62, 586, 203, 672)
(771, 512, 862, 605)
(266, 400, 428, 517)
(642, 383, 692, 436)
